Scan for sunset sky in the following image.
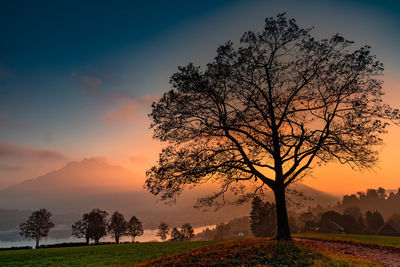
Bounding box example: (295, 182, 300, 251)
(0, 0, 399, 195)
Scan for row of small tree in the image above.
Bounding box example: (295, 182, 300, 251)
(19, 208, 144, 248)
(156, 222, 194, 242)
(72, 209, 144, 244)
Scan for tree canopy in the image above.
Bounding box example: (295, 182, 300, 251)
(87, 209, 108, 244)
(146, 13, 399, 240)
(108, 211, 127, 244)
(127, 216, 144, 242)
(19, 209, 54, 248)
(250, 197, 276, 237)
(157, 222, 169, 242)
(71, 213, 90, 244)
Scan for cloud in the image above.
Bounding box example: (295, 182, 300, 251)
(0, 142, 67, 160)
(71, 71, 159, 124)
(105, 94, 159, 123)
(129, 154, 148, 164)
(0, 142, 68, 188)
(0, 164, 23, 172)
(105, 100, 138, 122)
(72, 73, 103, 96)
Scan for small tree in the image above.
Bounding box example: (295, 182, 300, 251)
(298, 212, 318, 233)
(72, 213, 90, 245)
(365, 210, 384, 233)
(170, 227, 184, 241)
(213, 223, 233, 240)
(87, 209, 108, 244)
(108, 211, 127, 244)
(156, 222, 169, 242)
(126, 216, 144, 243)
(180, 223, 195, 241)
(250, 197, 276, 237)
(19, 209, 54, 248)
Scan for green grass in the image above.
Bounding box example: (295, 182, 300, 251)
(0, 241, 217, 266)
(294, 233, 400, 248)
(0, 238, 385, 266)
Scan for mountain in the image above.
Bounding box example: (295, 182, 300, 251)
(0, 158, 339, 232)
(4, 158, 142, 193)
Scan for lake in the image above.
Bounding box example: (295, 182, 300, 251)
(0, 225, 215, 248)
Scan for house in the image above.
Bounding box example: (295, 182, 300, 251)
(318, 220, 345, 234)
(377, 219, 400, 236)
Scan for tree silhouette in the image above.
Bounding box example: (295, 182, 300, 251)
(365, 210, 384, 233)
(126, 216, 143, 243)
(250, 196, 276, 237)
(213, 223, 233, 240)
(87, 209, 108, 244)
(170, 227, 184, 241)
(181, 223, 195, 241)
(156, 222, 169, 242)
(108, 211, 127, 244)
(19, 209, 54, 248)
(71, 213, 90, 245)
(298, 212, 318, 233)
(146, 13, 399, 240)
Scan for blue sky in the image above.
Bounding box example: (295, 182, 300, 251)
(0, 0, 399, 192)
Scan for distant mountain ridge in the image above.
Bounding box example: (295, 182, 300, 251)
(4, 158, 142, 193)
(0, 158, 339, 231)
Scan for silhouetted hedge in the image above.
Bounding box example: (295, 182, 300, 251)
(0, 246, 32, 251)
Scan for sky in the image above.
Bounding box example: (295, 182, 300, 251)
(0, 0, 399, 195)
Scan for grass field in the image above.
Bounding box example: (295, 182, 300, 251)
(294, 233, 400, 248)
(0, 241, 217, 266)
(0, 238, 380, 266)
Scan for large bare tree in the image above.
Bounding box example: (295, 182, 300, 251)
(145, 14, 399, 240)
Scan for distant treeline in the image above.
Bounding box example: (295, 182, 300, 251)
(337, 187, 400, 218)
(196, 188, 400, 241)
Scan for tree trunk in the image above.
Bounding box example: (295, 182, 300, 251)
(115, 235, 120, 244)
(273, 186, 291, 240)
(85, 236, 89, 245)
(132, 236, 135, 243)
(35, 237, 39, 249)
(95, 238, 99, 244)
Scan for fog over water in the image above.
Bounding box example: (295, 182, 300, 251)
(0, 225, 215, 248)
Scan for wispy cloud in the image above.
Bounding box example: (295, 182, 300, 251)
(0, 164, 23, 172)
(129, 154, 148, 164)
(71, 71, 159, 124)
(0, 142, 66, 160)
(72, 73, 103, 96)
(104, 94, 158, 123)
(105, 99, 138, 122)
(0, 142, 69, 187)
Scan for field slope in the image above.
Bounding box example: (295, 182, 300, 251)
(139, 239, 379, 266)
(0, 241, 217, 266)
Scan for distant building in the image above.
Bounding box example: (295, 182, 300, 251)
(318, 221, 345, 234)
(233, 231, 249, 237)
(377, 219, 400, 236)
